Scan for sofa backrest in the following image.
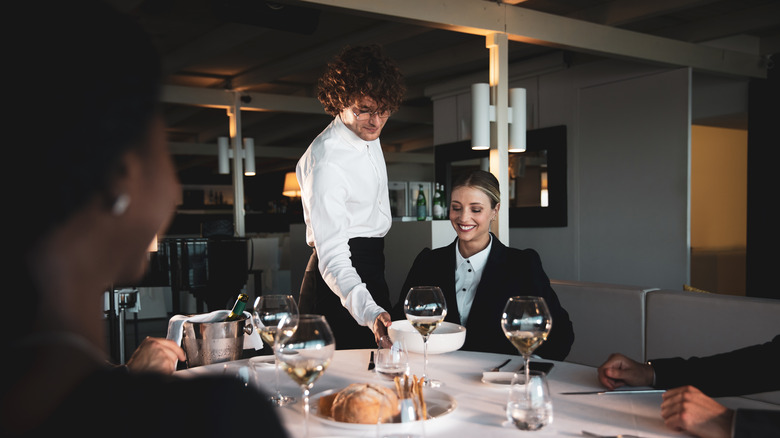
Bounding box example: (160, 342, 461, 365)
(645, 289, 780, 404)
(551, 279, 654, 367)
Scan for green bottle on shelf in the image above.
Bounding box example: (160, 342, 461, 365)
(416, 184, 427, 221)
(225, 293, 248, 321)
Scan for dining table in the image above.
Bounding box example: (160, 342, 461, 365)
(176, 348, 777, 438)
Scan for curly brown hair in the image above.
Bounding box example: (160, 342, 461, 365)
(317, 44, 406, 116)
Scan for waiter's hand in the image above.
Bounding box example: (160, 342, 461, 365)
(373, 312, 393, 348)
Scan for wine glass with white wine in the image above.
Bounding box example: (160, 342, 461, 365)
(501, 296, 552, 388)
(404, 286, 447, 387)
(252, 294, 299, 406)
(275, 314, 335, 438)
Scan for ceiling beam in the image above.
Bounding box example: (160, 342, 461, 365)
(162, 85, 432, 123)
(289, 0, 767, 78)
(169, 142, 305, 159)
(168, 141, 431, 163)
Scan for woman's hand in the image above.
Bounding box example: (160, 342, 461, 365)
(126, 336, 186, 375)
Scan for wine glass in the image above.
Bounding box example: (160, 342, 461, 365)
(403, 286, 447, 387)
(275, 314, 335, 438)
(374, 337, 410, 381)
(506, 370, 553, 430)
(500, 296, 552, 388)
(252, 294, 299, 406)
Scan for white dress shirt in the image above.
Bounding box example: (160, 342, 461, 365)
(296, 115, 392, 327)
(454, 235, 492, 326)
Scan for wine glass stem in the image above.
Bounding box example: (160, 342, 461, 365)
(523, 354, 531, 397)
(302, 386, 311, 438)
(273, 344, 281, 397)
(422, 335, 430, 382)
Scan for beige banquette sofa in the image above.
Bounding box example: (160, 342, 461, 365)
(551, 280, 780, 404)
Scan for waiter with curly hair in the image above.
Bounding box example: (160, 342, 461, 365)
(296, 45, 406, 349)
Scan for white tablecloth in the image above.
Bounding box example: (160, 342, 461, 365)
(176, 349, 776, 438)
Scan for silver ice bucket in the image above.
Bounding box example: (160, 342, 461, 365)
(182, 314, 253, 368)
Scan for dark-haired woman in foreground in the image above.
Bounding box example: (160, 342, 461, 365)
(2, 2, 286, 436)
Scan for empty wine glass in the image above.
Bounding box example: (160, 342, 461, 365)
(506, 370, 553, 430)
(275, 314, 335, 438)
(375, 338, 410, 381)
(501, 296, 552, 390)
(252, 294, 298, 406)
(403, 286, 447, 387)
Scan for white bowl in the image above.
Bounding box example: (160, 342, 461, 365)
(388, 320, 466, 354)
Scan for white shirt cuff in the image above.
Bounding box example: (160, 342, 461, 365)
(343, 286, 386, 327)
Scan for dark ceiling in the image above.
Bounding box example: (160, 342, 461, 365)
(113, 0, 780, 183)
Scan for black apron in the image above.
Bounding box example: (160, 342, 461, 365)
(299, 237, 391, 349)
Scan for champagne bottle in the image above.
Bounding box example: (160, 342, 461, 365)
(225, 293, 248, 321)
(416, 184, 427, 221)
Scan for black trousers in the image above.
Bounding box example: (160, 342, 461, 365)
(299, 237, 391, 349)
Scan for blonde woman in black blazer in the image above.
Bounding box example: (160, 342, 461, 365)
(392, 170, 574, 360)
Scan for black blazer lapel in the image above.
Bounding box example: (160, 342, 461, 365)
(439, 240, 461, 325)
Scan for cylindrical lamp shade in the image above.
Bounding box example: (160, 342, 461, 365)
(509, 87, 526, 152)
(471, 83, 490, 150)
(218, 136, 230, 174)
(243, 138, 256, 176)
(282, 172, 301, 198)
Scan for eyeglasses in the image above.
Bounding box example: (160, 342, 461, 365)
(352, 107, 392, 120)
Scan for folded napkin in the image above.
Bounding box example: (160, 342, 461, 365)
(481, 371, 515, 385)
(166, 310, 263, 351)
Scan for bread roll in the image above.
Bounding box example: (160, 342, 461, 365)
(330, 383, 400, 424)
(317, 392, 338, 417)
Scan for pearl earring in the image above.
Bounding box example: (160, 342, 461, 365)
(112, 193, 131, 216)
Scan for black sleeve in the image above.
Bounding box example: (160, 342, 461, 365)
(651, 335, 780, 397)
(32, 370, 289, 438)
(733, 409, 780, 438)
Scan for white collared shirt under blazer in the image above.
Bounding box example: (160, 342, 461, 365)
(296, 115, 392, 327)
(454, 234, 492, 326)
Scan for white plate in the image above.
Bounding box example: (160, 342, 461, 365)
(388, 320, 466, 354)
(310, 386, 457, 430)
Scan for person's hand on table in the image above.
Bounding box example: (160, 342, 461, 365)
(126, 336, 186, 375)
(373, 312, 392, 348)
(597, 353, 655, 389)
(660, 385, 734, 438)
